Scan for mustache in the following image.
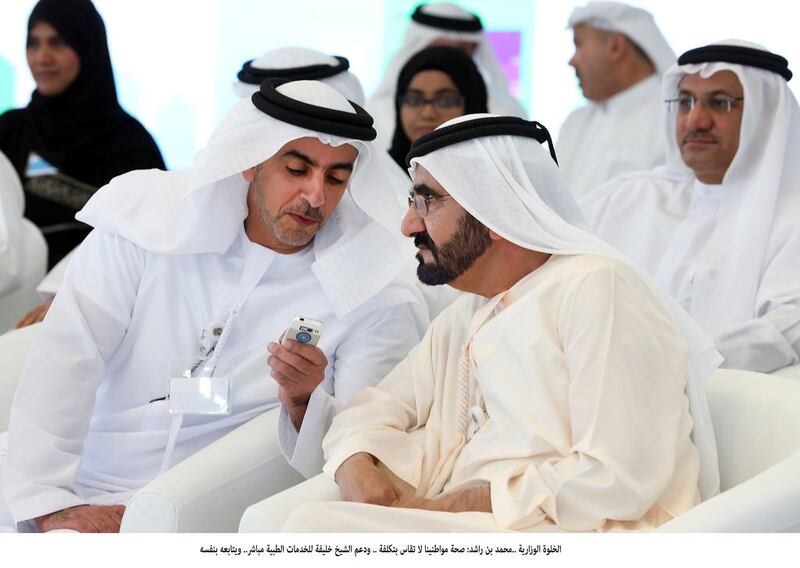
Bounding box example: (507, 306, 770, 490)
(682, 132, 718, 144)
(413, 232, 440, 262)
(281, 200, 323, 222)
(414, 232, 435, 251)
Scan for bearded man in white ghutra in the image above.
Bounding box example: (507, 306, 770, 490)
(276, 114, 721, 532)
(0, 80, 428, 532)
(582, 41, 800, 374)
(12, 47, 372, 331)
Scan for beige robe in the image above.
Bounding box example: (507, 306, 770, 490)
(321, 254, 701, 532)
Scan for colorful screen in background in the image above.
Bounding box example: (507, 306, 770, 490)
(485, 31, 522, 99)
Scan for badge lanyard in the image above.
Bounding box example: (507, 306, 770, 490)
(158, 245, 274, 474)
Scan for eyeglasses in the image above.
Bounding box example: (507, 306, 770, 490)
(665, 94, 744, 115)
(407, 192, 452, 217)
(397, 93, 465, 110)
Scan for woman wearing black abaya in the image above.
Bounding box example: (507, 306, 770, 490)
(0, 0, 165, 267)
(388, 45, 488, 172)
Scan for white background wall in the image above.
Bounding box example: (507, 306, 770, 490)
(1, 1, 797, 169)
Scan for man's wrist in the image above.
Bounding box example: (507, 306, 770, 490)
(286, 399, 310, 431)
(427, 485, 492, 513)
(34, 505, 85, 531)
(334, 452, 377, 483)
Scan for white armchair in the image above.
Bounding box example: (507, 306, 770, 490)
(0, 323, 42, 431)
(657, 369, 800, 532)
(239, 471, 339, 532)
(239, 369, 800, 533)
(0, 220, 47, 334)
(120, 407, 305, 533)
(773, 363, 800, 381)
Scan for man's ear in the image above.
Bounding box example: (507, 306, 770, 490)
(242, 166, 257, 183)
(488, 228, 504, 242)
(608, 32, 627, 61)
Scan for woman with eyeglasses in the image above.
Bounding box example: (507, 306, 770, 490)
(389, 46, 488, 171)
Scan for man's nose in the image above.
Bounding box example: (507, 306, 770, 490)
(401, 203, 424, 238)
(303, 175, 326, 208)
(568, 53, 578, 68)
(685, 100, 713, 130)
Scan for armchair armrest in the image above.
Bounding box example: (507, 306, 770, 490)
(238, 473, 339, 533)
(121, 407, 304, 533)
(773, 363, 800, 381)
(656, 450, 800, 532)
(0, 323, 42, 431)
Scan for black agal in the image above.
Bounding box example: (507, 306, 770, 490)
(679, 45, 792, 81)
(237, 55, 350, 85)
(411, 4, 483, 32)
(252, 79, 376, 141)
(406, 116, 558, 167)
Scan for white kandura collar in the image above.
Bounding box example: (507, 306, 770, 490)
(692, 177, 724, 210)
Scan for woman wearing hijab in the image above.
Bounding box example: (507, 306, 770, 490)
(0, 0, 165, 267)
(387, 46, 489, 319)
(388, 45, 488, 172)
(369, 3, 525, 149)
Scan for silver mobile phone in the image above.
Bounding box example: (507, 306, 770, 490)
(283, 316, 323, 347)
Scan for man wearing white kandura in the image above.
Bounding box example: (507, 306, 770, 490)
(583, 41, 800, 374)
(557, 1, 675, 198)
(13, 46, 370, 330)
(0, 79, 428, 532)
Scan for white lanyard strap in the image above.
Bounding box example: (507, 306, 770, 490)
(159, 414, 184, 474)
(158, 243, 274, 474)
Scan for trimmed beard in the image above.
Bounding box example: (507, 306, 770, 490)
(250, 165, 323, 247)
(414, 211, 491, 286)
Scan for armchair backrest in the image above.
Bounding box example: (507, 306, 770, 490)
(706, 369, 800, 491)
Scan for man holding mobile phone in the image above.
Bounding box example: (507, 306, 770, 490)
(0, 79, 428, 533)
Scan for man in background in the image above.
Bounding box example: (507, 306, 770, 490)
(557, 1, 674, 198)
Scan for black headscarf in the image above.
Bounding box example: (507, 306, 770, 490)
(388, 45, 488, 171)
(0, 0, 165, 265)
(19, 0, 165, 187)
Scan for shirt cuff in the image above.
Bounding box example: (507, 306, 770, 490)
(9, 491, 87, 528)
(278, 386, 336, 479)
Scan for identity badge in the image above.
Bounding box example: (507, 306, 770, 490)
(167, 357, 231, 416)
(25, 153, 58, 177)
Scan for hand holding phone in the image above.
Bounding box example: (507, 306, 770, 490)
(271, 316, 326, 431)
(282, 315, 323, 346)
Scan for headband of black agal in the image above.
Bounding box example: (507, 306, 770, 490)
(406, 116, 558, 167)
(238, 55, 350, 85)
(251, 79, 376, 141)
(678, 45, 792, 81)
(411, 4, 483, 32)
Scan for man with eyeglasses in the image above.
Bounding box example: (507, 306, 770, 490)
(582, 41, 800, 374)
(267, 114, 721, 532)
(557, 2, 676, 198)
